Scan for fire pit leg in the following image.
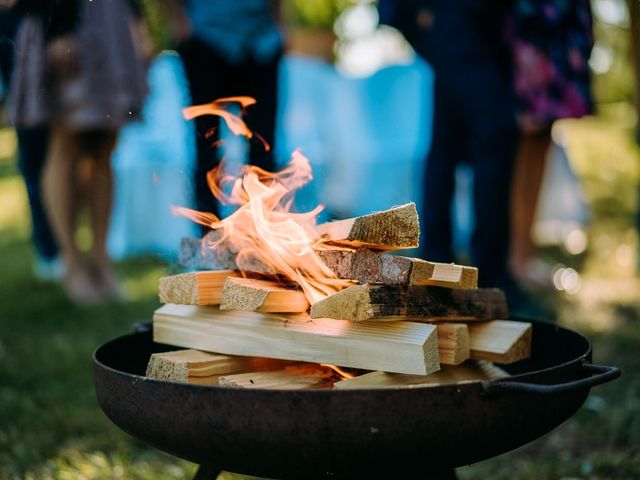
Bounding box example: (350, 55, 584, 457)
(193, 465, 221, 480)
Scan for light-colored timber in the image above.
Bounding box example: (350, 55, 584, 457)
(437, 323, 470, 365)
(318, 248, 477, 288)
(219, 364, 337, 389)
(153, 304, 440, 375)
(409, 259, 478, 289)
(159, 271, 240, 305)
(333, 360, 509, 390)
(468, 320, 532, 364)
(315, 203, 420, 250)
(310, 284, 508, 322)
(145, 349, 290, 385)
(220, 277, 310, 313)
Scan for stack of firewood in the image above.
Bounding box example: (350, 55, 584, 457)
(148, 203, 532, 389)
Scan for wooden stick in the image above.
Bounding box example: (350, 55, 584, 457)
(220, 277, 310, 313)
(468, 320, 532, 364)
(333, 361, 509, 390)
(315, 203, 420, 250)
(318, 248, 478, 288)
(145, 349, 290, 385)
(180, 239, 477, 290)
(310, 284, 508, 322)
(153, 305, 440, 375)
(219, 364, 337, 390)
(179, 234, 275, 274)
(437, 323, 470, 365)
(159, 271, 240, 305)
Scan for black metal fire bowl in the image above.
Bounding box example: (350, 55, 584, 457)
(93, 320, 619, 479)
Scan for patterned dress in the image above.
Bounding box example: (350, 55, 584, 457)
(508, 0, 594, 133)
(10, 0, 148, 130)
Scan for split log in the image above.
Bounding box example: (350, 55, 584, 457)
(145, 349, 289, 385)
(437, 323, 470, 365)
(180, 237, 477, 290)
(333, 361, 509, 390)
(219, 364, 337, 390)
(159, 271, 240, 305)
(179, 234, 275, 274)
(310, 284, 508, 322)
(153, 304, 440, 375)
(318, 248, 478, 288)
(468, 320, 532, 364)
(315, 203, 420, 250)
(220, 277, 310, 313)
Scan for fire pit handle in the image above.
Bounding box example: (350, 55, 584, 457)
(131, 322, 152, 334)
(482, 363, 621, 396)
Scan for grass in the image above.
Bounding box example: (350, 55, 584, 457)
(0, 106, 639, 479)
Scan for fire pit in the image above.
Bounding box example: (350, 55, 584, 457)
(93, 319, 619, 480)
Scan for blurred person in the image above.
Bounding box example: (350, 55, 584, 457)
(10, 0, 148, 303)
(0, 8, 61, 281)
(507, 0, 594, 287)
(379, 1, 518, 291)
(164, 0, 283, 223)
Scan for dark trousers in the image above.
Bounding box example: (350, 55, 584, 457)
(16, 126, 59, 260)
(406, 3, 518, 287)
(423, 67, 518, 287)
(177, 37, 280, 221)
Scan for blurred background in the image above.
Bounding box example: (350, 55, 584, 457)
(1, 0, 639, 478)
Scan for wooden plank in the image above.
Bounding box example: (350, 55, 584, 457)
(145, 349, 290, 385)
(437, 323, 470, 365)
(468, 320, 532, 364)
(318, 248, 478, 288)
(153, 305, 440, 375)
(409, 259, 478, 289)
(310, 284, 508, 322)
(219, 364, 337, 390)
(315, 203, 420, 250)
(220, 277, 310, 313)
(159, 271, 241, 305)
(333, 361, 509, 390)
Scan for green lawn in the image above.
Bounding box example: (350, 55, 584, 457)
(1, 108, 639, 479)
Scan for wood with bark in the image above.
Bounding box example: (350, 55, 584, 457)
(315, 203, 420, 250)
(218, 364, 338, 390)
(333, 361, 508, 390)
(310, 284, 508, 322)
(220, 277, 310, 313)
(437, 323, 470, 365)
(179, 234, 274, 274)
(145, 349, 290, 385)
(318, 248, 477, 288)
(159, 271, 240, 305)
(153, 304, 440, 375)
(181, 237, 478, 289)
(468, 320, 532, 364)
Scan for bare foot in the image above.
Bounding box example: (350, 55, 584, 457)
(90, 261, 123, 301)
(64, 266, 101, 304)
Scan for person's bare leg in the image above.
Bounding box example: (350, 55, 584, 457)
(43, 127, 98, 302)
(509, 131, 552, 281)
(86, 130, 119, 298)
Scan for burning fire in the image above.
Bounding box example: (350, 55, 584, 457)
(174, 97, 353, 304)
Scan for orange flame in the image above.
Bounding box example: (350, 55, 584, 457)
(321, 364, 356, 380)
(177, 97, 353, 304)
(183, 96, 270, 152)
